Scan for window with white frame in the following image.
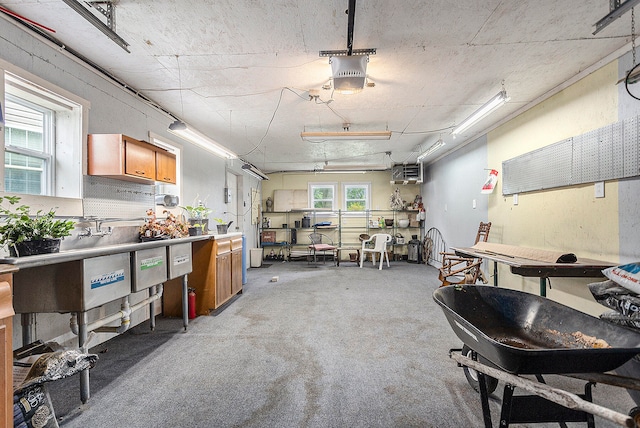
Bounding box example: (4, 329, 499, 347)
(149, 132, 182, 206)
(343, 182, 370, 212)
(3, 70, 85, 198)
(4, 94, 53, 195)
(309, 183, 336, 210)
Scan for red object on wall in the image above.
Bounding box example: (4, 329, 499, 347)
(188, 288, 197, 319)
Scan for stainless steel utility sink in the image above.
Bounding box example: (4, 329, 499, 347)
(12, 252, 132, 313)
(131, 247, 167, 292)
(167, 242, 192, 279)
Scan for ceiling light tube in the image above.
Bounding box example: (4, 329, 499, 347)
(452, 90, 509, 137)
(300, 131, 391, 141)
(168, 120, 237, 159)
(323, 164, 388, 171)
(416, 139, 445, 162)
(241, 162, 269, 180)
(317, 170, 366, 174)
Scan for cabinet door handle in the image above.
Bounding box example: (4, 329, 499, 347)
(164, 177, 171, 181)
(135, 170, 146, 175)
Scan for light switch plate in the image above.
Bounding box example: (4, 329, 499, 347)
(595, 182, 605, 198)
(513, 194, 519, 205)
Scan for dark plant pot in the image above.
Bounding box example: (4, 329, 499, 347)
(10, 238, 61, 257)
(188, 226, 202, 236)
(189, 218, 209, 233)
(140, 235, 169, 242)
(217, 224, 228, 234)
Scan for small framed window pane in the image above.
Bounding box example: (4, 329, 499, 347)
(4, 95, 53, 195)
(343, 183, 370, 212)
(309, 183, 336, 210)
(5, 152, 44, 195)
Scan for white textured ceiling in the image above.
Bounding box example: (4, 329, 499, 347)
(0, 1, 633, 172)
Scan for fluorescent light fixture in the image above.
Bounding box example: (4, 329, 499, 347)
(241, 162, 269, 180)
(301, 131, 391, 141)
(416, 139, 445, 162)
(168, 120, 236, 159)
(452, 90, 509, 137)
(322, 164, 389, 172)
(317, 170, 366, 174)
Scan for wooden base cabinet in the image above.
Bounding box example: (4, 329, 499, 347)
(188, 235, 243, 315)
(0, 269, 16, 428)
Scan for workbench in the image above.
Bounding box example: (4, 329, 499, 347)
(451, 243, 614, 296)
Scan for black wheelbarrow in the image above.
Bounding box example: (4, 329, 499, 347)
(433, 285, 640, 427)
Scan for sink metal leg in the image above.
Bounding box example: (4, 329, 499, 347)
(21, 313, 35, 346)
(149, 285, 156, 331)
(182, 274, 189, 331)
(77, 311, 90, 404)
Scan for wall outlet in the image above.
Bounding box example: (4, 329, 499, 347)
(513, 194, 519, 205)
(472, 199, 477, 209)
(595, 182, 605, 198)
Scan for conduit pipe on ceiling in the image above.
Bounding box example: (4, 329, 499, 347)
(69, 284, 164, 335)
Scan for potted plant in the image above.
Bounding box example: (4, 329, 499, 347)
(180, 202, 212, 233)
(0, 195, 75, 257)
(139, 209, 189, 241)
(212, 218, 232, 234)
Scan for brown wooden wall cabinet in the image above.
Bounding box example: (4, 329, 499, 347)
(88, 134, 176, 184)
(155, 150, 177, 183)
(0, 270, 15, 428)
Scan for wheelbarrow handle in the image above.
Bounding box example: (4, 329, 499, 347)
(450, 351, 635, 428)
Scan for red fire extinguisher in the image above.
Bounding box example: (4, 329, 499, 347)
(188, 288, 197, 319)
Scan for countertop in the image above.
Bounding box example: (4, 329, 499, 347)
(0, 232, 243, 269)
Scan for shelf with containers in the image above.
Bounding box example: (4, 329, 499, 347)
(259, 209, 423, 262)
(338, 210, 422, 261)
(260, 209, 339, 260)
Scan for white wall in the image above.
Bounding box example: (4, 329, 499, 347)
(1, 18, 260, 348)
(423, 57, 640, 317)
(423, 135, 489, 250)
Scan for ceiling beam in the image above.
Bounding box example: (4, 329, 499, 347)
(60, 0, 129, 52)
(593, 0, 640, 34)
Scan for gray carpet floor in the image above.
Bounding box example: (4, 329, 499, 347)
(47, 260, 637, 427)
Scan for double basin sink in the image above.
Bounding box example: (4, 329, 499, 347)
(5, 237, 202, 314)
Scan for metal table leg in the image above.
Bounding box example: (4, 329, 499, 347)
(182, 274, 189, 331)
(149, 284, 156, 331)
(77, 311, 90, 404)
(21, 313, 35, 346)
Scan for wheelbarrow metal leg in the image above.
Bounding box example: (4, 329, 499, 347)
(472, 350, 493, 428)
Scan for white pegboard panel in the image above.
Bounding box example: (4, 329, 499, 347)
(623, 115, 640, 178)
(503, 113, 640, 195)
(577, 128, 600, 183)
(83, 176, 155, 219)
(610, 121, 625, 180)
(571, 133, 583, 184)
(502, 138, 572, 195)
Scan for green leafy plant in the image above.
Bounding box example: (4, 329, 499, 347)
(180, 204, 212, 220)
(212, 217, 226, 224)
(0, 195, 75, 249)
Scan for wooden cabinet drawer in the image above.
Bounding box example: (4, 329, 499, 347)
(216, 238, 232, 255)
